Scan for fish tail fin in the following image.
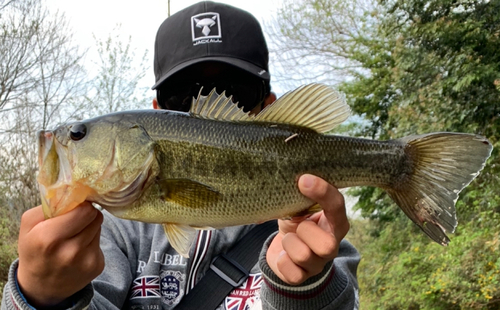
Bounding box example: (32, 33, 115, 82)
(387, 132, 492, 246)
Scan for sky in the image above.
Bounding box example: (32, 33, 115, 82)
(45, 0, 283, 96)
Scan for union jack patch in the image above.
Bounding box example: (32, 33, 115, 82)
(130, 276, 161, 299)
(224, 273, 263, 310)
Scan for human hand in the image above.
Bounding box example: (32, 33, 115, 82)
(17, 202, 104, 308)
(266, 174, 349, 285)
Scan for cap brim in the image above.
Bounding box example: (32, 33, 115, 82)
(152, 57, 270, 90)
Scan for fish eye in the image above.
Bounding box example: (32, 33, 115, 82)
(69, 123, 87, 141)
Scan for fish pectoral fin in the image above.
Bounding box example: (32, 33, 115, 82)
(158, 178, 221, 208)
(286, 204, 323, 219)
(162, 223, 198, 258)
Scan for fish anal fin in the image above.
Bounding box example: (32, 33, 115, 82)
(158, 178, 221, 208)
(162, 223, 198, 258)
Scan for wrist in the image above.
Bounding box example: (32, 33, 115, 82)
(260, 234, 350, 309)
(261, 257, 337, 299)
(13, 261, 94, 310)
(16, 265, 71, 308)
(7, 260, 94, 310)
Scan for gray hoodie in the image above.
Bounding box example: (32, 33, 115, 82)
(2, 211, 360, 310)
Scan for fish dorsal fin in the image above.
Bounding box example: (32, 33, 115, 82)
(190, 87, 251, 121)
(254, 83, 350, 133)
(189, 83, 350, 133)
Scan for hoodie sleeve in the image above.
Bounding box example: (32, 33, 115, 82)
(258, 233, 360, 310)
(1, 211, 138, 310)
(1, 260, 93, 310)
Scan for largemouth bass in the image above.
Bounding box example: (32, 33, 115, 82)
(37, 84, 492, 257)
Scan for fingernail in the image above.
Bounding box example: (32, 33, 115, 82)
(301, 175, 315, 189)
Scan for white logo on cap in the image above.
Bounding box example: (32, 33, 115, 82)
(191, 12, 222, 45)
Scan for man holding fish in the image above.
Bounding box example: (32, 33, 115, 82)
(2, 2, 361, 309)
(4, 0, 493, 309)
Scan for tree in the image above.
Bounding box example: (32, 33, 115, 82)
(84, 25, 150, 117)
(271, 0, 500, 308)
(266, 0, 380, 89)
(0, 0, 86, 216)
(0, 0, 85, 126)
(344, 0, 500, 219)
(346, 0, 500, 139)
(0, 1, 152, 298)
(0, 0, 87, 298)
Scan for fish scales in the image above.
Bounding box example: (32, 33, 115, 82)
(118, 111, 411, 227)
(37, 84, 492, 257)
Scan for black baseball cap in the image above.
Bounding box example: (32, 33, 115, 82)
(152, 1, 270, 90)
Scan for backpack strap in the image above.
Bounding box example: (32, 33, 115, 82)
(175, 220, 278, 309)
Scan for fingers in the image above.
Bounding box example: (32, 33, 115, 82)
(282, 231, 325, 271)
(21, 202, 103, 264)
(298, 174, 345, 213)
(274, 251, 307, 285)
(71, 209, 103, 247)
(17, 202, 105, 308)
(42, 202, 100, 240)
(267, 175, 350, 285)
(295, 219, 337, 260)
(277, 220, 336, 282)
(266, 234, 309, 285)
(268, 218, 341, 284)
(57, 207, 103, 266)
(80, 219, 105, 278)
(298, 174, 349, 238)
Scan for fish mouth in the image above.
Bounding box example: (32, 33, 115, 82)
(37, 130, 94, 219)
(37, 130, 58, 218)
(37, 130, 156, 219)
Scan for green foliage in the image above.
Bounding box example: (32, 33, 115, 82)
(348, 205, 500, 309)
(343, 0, 500, 139)
(343, 0, 500, 301)
(345, 0, 500, 225)
(274, 0, 500, 307)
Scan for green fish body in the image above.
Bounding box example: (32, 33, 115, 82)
(37, 84, 493, 257)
